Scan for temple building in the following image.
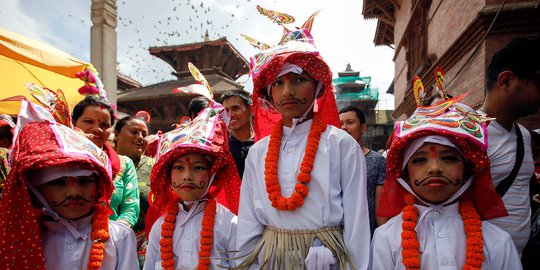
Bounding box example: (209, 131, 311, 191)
(334, 64, 393, 151)
(363, 0, 540, 129)
(117, 36, 249, 133)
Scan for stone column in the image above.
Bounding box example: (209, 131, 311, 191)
(91, 0, 117, 106)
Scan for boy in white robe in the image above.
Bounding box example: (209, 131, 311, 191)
(0, 99, 138, 269)
(371, 75, 521, 269)
(235, 6, 370, 270)
(143, 75, 241, 269)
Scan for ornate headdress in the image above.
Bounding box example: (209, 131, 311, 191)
(378, 68, 507, 220)
(242, 5, 340, 141)
(149, 63, 240, 215)
(0, 85, 114, 269)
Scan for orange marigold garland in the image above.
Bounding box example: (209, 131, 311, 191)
(87, 200, 111, 270)
(264, 112, 326, 211)
(401, 194, 484, 270)
(160, 198, 217, 270)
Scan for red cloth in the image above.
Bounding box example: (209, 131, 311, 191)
(0, 122, 114, 269)
(378, 128, 508, 221)
(144, 116, 241, 235)
(102, 143, 120, 175)
(251, 51, 340, 141)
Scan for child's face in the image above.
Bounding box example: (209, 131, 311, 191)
(270, 72, 317, 126)
(170, 153, 211, 202)
(38, 175, 98, 220)
(406, 143, 465, 204)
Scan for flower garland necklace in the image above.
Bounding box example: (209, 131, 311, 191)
(160, 198, 217, 270)
(401, 194, 484, 270)
(87, 201, 111, 270)
(264, 112, 326, 211)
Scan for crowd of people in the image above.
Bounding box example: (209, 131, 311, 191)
(0, 6, 539, 270)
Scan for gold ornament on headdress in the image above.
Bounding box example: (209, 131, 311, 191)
(26, 83, 72, 128)
(240, 34, 270, 50)
(188, 62, 213, 99)
(256, 5, 295, 25)
(413, 76, 426, 107)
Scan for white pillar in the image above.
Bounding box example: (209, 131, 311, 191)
(91, 0, 117, 106)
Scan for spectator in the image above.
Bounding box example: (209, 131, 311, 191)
(188, 95, 210, 120)
(479, 36, 540, 253)
(339, 106, 387, 235)
(73, 96, 140, 228)
(221, 90, 254, 178)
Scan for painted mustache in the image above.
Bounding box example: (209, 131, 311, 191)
(171, 181, 206, 190)
(52, 195, 93, 207)
(414, 176, 462, 186)
(276, 98, 308, 106)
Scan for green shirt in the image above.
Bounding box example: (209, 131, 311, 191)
(109, 155, 140, 227)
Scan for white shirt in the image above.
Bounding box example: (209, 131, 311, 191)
(485, 120, 533, 253)
(236, 120, 371, 269)
(144, 200, 237, 270)
(42, 214, 138, 270)
(370, 202, 522, 270)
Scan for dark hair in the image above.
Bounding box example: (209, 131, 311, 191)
(220, 90, 252, 107)
(115, 115, 147, 133)
(72, 96, 115, 125)
(188, 96, 210, 119)
(423, 92, 454, 106)
(0, 126, 13, 145)
(486, 36, 540, 91)
(339, 106, 366, 124)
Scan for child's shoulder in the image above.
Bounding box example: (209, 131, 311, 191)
(481, 221, 513, 243)
(215, 202, 238, 223)
(373, 213, 404, 238)
(108, 219, 136, 242)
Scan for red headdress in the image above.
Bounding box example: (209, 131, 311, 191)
(378, 71, 507, 221)
(146, 63, 240, 228)
(242, 6, 340, 141)
(0, 98, 113, 269)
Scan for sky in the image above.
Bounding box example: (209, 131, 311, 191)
(0, 0, 395, 109)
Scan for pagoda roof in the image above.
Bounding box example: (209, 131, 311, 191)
(362, 0, 396, 46)
(117, 72, 244, 102)
(148, 37, 249, 80)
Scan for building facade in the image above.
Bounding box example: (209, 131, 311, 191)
(363, 0, 540, 129)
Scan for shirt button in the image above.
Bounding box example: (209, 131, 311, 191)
(287, 148, 293, 153)
(433, 212, 440, 217)
(67, 245, 74, 250)
(437, 232, 444, 238)
(441, 259, 448, 265)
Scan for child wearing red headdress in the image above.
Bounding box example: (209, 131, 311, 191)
(0, 99, 138, 269)
(235, 6, 370, 269)
(371, 76, 521, 269)
(143, 99, 241, 269)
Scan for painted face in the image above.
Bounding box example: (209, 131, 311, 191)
(74, 105, 112, 148)
(270, 72, 318, 127)
(115, 118, 149, 160)
(406, 143, 465, 204)
(170, 153, 212, 202)
(38, 175, 98, 220)
(222, 96, 252, 132)
(339, 111, 365, 143)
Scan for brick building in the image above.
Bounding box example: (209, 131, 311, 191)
(363, 0, 540, 129)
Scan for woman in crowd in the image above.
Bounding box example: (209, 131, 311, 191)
(72, 96, 140, 228)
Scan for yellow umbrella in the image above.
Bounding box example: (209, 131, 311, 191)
(0, 27, 89, 115)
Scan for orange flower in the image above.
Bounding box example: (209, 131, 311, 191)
(264, 113, 326, 211)
(401, 196, 484, 269)
(159, 198, 217, 270)
(87, 202, 110, 270)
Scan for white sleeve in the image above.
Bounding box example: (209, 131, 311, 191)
(143, 219, 162, 270)
(485, 226, 523, 270)
(215, 205, 238, 268)
(235, 153, 265, 264)
(114, 225, 139, 270)
(341, 140, 371, 269)
(370, 228, 397, 270)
